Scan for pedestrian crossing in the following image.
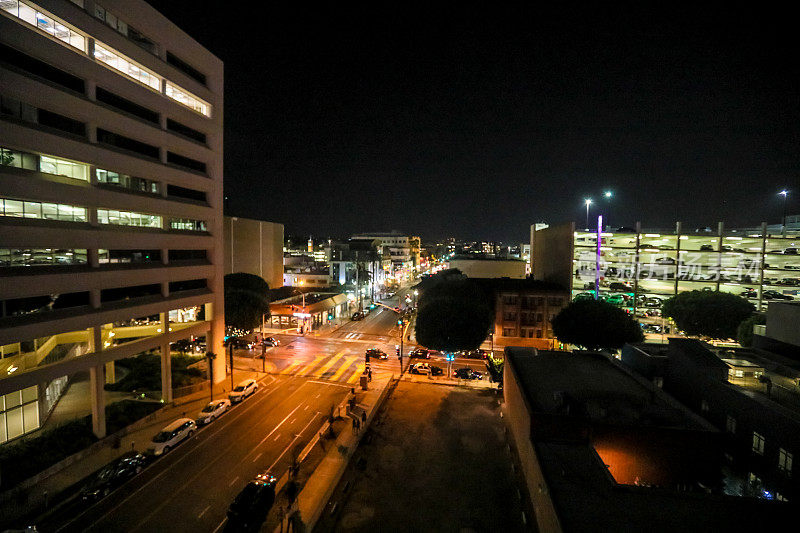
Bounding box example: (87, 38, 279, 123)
(343, 332, 362, 340)
(272, 349, 373, 384)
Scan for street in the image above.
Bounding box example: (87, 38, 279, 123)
(53, 374, 348, 533)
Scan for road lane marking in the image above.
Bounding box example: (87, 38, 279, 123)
(315, 393, 321, 398)
(312, 354, 343, 379)
(274, 433, 281, 441)
(290, 418, 296, 424)
(307, 380, 353, 388)
(267, 413, 320, 471)
(71, 375, 300, 533)
(198, 505, 210, 518)
(347, 363, 366, 383)
(228, 476, 239, 487)
(253, 452, 262, 462)
(212, 518, 226, 533)
(304, 405, 309, 410)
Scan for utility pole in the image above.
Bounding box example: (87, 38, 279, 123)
(228, 343, 234, 390)
(206, 351, 216, 403)
(398, 316, 404, 375)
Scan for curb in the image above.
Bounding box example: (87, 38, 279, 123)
(285, 375, 395, 533)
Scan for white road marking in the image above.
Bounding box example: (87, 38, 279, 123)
(304, 405, 309, 411)
(253, 452, 262, 462)
(315, 393, 321, 398)
(228, 476, 239, 487)
(212, 519, 226, 533)
(274, 433, 281, 441)
(290, 418, 296, 424)
(307, 380, 352, 388)
(268, 413, 320, 471)
(198, 505, 210, 518)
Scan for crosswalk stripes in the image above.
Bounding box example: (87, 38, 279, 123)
(272, 349, 378, 384)
(344, 332, 362, 340)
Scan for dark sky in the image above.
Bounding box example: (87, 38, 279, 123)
(146, 1, 799, 243)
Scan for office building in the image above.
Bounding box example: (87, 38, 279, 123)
(223, 216, 284, 290)
(0, 0, 225, 441)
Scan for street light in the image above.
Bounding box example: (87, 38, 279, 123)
(604, 190, 613, 199)
(584, 198, 593, 229)
(779, 190, 789, 236)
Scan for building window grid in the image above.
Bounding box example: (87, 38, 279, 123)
(0, 197, 87, 222)
(96, 168, 159, 194)
(97, 208, 161, 228)
(1, 0, 87, 52)
(0, 248, 87, 267)
(169, 218, 207, 232)
(752, 431, 765, 455)
(1, 0, 212, 117)
(778, 448, 793, 476)
(0, 386, 40, 444)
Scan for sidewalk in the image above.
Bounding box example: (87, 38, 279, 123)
(2, 368, 271, 527)
(278, 372, 395, 532)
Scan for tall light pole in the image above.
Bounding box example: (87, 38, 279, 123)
(584, 198, 593, 229)
(779, 190, 788, 236)
(603, 190, 613, 229)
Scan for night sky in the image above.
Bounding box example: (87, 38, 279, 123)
(145, 1, 799, 243)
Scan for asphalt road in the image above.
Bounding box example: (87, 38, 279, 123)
(54, 375, 349, 533)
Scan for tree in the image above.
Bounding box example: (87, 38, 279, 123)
(223, 273, 270, 331)
(414, 279, 492, 352)
(662, 290, 754, 340)
(551, 298, 644, 351)
(737, 314, 766, 347)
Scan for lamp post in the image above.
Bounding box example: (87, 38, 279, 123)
(584, 198, 592, 229)
(603, 190, 613, 229)
(205, 351, 216, 403)
(779, 190, 788, 236)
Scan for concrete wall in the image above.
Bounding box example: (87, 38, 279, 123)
(448, 259, 526, 279)
(503, 352, 563, 532)
(223, 216, 284, 289)
(532, 222, 574, 288)
(765, 302, 800, 348)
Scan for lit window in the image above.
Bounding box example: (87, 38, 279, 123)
(752, 432, 765, 455)
(1, 0, 86, 52)
(94, 41, 161, 91)
(165, 82, 211, 117)
(779, 448, 793, 476)
(39, 155, 89, 181)
(97, 208, 161, 228)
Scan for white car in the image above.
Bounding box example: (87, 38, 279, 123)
(196, 399, 231, 425)
(149, 418, 196, 455)
(229, 378, 258, 403)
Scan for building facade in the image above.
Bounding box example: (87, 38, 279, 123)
(532, 221, 800, 324)
(0, 0, 225, 442)
(350, 232, 421, 279)
(223, 216, 284, 290)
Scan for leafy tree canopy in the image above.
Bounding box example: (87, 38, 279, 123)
(224, 273, 270, 331)
(551, 298, 644, 351)
(662, 290, 754, 340)
(737, 314, 766, 347)
(415, 278, 492, 352)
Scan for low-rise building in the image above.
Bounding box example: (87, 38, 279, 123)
(223, 216, 284, 290)
(448, 255, 527, 279)
(503, 347, 792, 532)
(622, 338, 800, 503)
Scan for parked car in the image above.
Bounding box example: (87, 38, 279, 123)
(229, 378, 258, 403)
(643, 297, 664, 308)
(740, 288, 758, 298)
(409, 348, 430, 359)
(605, 294, 627, 306)
(260, 337, 280, 347)
(409, 362, 443, 376)
(224, 337, 254, 350)
(226, 472, 276, 531)
(366, 348, 388, 360)
(196, 399, 231, 426)
(80, 452, 149, 502)
(699, 244, 714, 251)
(763, 290, 794, 300)
(573, 292, 595, 301)
(608, 282, 632, 292)
(454, 367, 483, 380)
(784, 248, 798, 255)
(351, 311, 365, 321)
(149, 418, 196, 456)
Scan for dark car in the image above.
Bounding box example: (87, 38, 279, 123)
(226, 472, 276, 532)
(351, 311, 365, 321)
(699, 244, 714, 251)
(608, 282, 632, 292)
(366, 348, 387, 360)
(740, 288, 758, 298)
(763, 290, 793, 300)
(454, 367, 483, 380)
(80, 452, 149, 502)
(260, 336, 280, 347)
(409, 348, 430, 359)
(224, 337, 254, 350)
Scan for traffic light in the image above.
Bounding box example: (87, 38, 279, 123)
(397, 319, 403, 326)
